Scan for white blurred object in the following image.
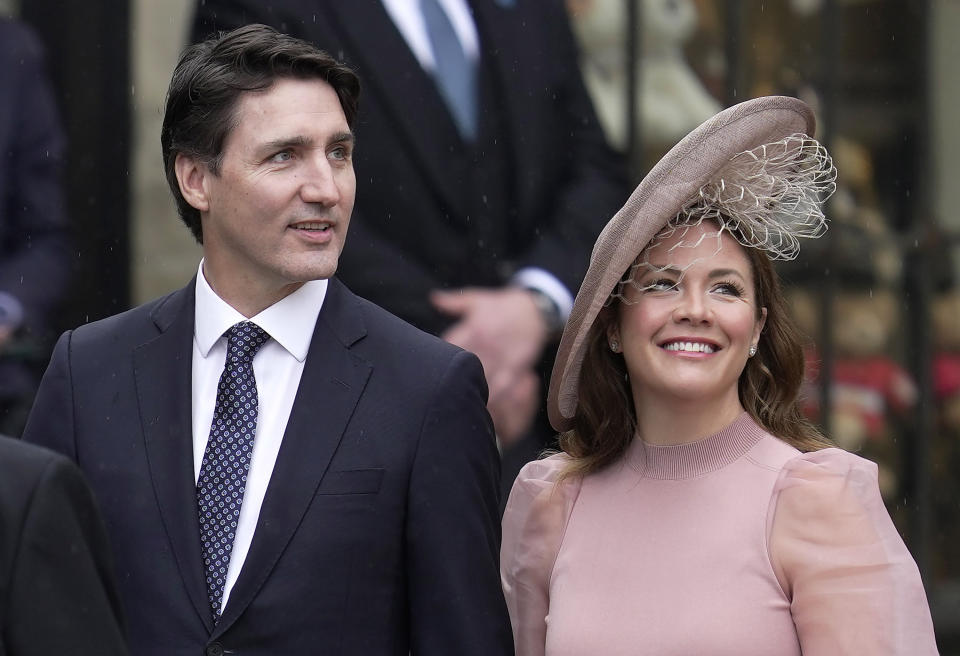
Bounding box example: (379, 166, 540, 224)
(570, 0, 722, 150)
(789, 0, 824, 17)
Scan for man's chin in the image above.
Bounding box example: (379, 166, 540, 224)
(281, 259, 340, 283)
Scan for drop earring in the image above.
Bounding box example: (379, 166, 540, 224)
(748, 344, 757, 357)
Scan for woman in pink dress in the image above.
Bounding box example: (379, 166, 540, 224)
(500, 96, 939, 655)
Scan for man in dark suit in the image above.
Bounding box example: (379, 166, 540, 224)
(23, 24, 512, 655)
(0, 435, 127, 655)
(0, 18, 70, 435)
(192, 0, 626, 479)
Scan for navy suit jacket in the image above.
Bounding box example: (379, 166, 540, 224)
(22, 278, 513, 655)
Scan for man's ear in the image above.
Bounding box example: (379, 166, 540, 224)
(174, 153, 211, 212)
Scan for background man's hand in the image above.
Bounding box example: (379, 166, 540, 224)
(431, 287, 550, 445)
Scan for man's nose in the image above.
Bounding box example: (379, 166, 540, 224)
(299, 157, 340, 206)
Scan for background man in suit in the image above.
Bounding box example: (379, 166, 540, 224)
(0, 18, 70, 436)
(193, 0, 627, 487)
(23, 24, 512, 655)
(0, 435, 127, 655)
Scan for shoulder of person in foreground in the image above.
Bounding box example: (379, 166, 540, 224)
(0, 436, 128, 656)
(500, 453, 582, 656)
(768, 446, 939, 655)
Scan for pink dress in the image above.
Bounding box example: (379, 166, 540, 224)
(501, 413, 938, 655)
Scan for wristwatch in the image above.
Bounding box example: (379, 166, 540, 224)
(523, 287, 564, 338)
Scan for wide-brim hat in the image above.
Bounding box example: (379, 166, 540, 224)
(547, 95, 817, 433)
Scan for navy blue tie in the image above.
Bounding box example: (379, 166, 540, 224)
(420, 0, 478, 140)
(197, 321, 269, 622)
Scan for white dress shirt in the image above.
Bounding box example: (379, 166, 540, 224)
(191, 262, 327, 612)
(380, 0, 574, 320)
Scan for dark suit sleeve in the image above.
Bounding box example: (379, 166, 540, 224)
(2, 451, 127, 656)
(405, 349, 514, 655)
(21, 331, 78, 460)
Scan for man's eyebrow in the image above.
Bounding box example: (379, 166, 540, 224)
(256, 135, 312, 156)
(256, 132, 354, 156)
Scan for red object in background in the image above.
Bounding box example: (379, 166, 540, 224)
(934, 353, 960, 400)
(802, 348, 917, 440)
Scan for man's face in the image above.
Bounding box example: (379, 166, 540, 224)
(187, 77, 356, 306)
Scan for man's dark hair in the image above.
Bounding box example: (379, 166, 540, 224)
(161, 23, 361, 242)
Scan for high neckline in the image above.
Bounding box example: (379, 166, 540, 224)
(626, 412, 767, 480)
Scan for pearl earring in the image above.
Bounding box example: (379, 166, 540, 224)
(748, 345, 757, 357)
(610, 339, 621, 353)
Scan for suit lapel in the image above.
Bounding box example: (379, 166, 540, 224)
(133, 281, 214, 633)
(324, 0, 469, 217)
(214, 279, 372, 634)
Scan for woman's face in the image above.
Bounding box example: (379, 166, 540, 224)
(611, 222, 766, 413)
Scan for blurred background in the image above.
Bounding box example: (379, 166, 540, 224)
(3, 0, 958, 648)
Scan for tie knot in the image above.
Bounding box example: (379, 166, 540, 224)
(225, 321, 269, 364)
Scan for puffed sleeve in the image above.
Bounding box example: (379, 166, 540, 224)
(500, 455, 581, 656)
(768, 448, 938, 655)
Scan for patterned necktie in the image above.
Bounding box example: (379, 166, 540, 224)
(420, 0, 477, 140)
(197, 320, 269, 622)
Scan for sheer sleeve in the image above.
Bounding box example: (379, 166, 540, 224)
(768, 448, 938, 655)
(501, 455, 582, 656)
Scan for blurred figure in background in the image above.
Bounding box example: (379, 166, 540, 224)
(193, 0, 627, 495)
(0, 18, 70, 436)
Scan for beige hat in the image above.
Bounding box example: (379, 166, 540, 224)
(547, 95, 833, 432)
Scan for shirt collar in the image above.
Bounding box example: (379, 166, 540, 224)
(194, 261, 328, 362)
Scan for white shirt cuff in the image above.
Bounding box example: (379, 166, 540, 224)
(511, 268, 574, 321)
